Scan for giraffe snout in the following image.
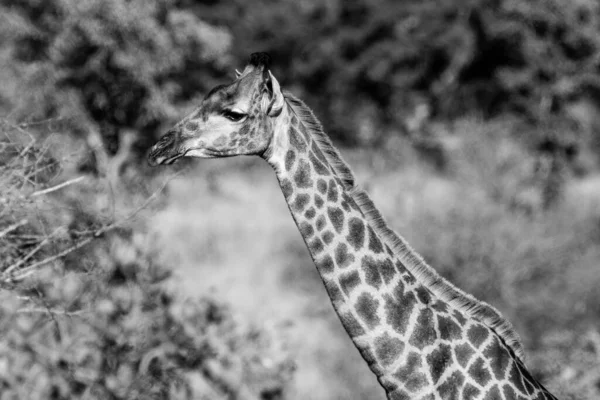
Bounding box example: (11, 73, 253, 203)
(148, 130, 182, 166)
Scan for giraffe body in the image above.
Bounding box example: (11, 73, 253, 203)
(149, 53, 558, 400)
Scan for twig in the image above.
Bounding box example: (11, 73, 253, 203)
(0, 219, 28, 239)
(30, 176, 85, 197)
(18, 138, 36, 157)
(33, 286, 63, 341)
(22, 160, 60, 181)
(3, 236, 94, 282)
(94, 170, 184, 237)
(3, 227, 62, 276)
(0, 118, 35, 142)
(18, 117, 64, 128)
(16, 307, 88, 316)
(2, 171, 181, 282)
(201, 359, 259, 400)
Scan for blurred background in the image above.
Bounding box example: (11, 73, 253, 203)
(1, 0, 600, 399)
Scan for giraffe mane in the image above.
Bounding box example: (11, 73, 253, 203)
(283, 91, 526, 361)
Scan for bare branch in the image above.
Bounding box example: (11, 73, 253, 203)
(201, 359, 259, 400)
(93, 170, 185, 237)
(1, 171, 181, 283)
(0, 219, 28, 239)
(30, 176, 85, 197)
(16, 307, 89, 316)
(3, 236, 94, 282)
(3, 227, 63, 276)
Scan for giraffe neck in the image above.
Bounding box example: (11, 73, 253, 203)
(262, 95, 558, 400)
(266, 100, 442, 392)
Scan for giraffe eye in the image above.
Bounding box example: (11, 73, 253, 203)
(222, 109, 247, 122)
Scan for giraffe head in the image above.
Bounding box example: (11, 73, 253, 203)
(148, 52, 285, 165)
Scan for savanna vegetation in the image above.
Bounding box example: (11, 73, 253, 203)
(1, 0, 600, 398)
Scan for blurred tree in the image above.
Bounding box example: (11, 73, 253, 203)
(190, 0, 600, 145)
(0, 0, 231, 166)
(2, 0, 600, 153)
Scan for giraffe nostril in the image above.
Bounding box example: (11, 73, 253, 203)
(157, 131, 176, 148)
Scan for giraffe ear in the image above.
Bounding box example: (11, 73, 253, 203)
(266, 71, 284, 117)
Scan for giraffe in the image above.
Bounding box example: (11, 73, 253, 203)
(148, 53, 558, 400)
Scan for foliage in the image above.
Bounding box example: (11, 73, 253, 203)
(0, 120, 64, 284)
(0, 0, 231, 158)
(0, 242, 295, 399)
(196, 0, 600, 143)
(3, 0, 600, 149)
(1, 1, 600, 398)
(0, 124, 294, 399)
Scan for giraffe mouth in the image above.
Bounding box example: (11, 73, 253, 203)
(148, 146, 188, 166)
(162, 153, 185, 165)
(148, 153, 179, 166)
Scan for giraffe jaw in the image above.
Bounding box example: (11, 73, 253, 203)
(195, 148, 237, 158)
(148, 150, 186, 166)
(147, 136, 189, 166)
(161, 152, 186, 165)
(148, 145, 239, 166)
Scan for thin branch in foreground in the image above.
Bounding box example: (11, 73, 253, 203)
(3, 236, 94, 282)
(30, 176, 85, 197)
(0, 219, 28, 239)
(17, 117, 64, 129)
(1, 171, 183, 283)
(93, 169, 185, 237)
(16, 308, 89, 316)
(3, 227, 63, 276)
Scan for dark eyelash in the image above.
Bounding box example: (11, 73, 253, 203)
(222, 110, 246, 122)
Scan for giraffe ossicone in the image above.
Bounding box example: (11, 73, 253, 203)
(148, 52, 558, 400)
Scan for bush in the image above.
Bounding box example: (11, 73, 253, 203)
(0, 123, 295, 399)
(0, 0, 231, 160)
(196, 0, 600, 144)
(4, 0, 600, 148)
